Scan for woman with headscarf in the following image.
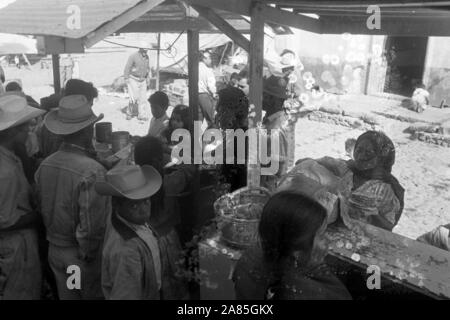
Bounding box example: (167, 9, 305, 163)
(295, 130, 405, 232)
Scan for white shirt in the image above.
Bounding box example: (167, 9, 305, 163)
(412, 88, 430, 107)
(199, 62, 216, 95)
(148, 113, 169, 137)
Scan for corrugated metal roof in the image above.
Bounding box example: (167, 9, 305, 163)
(0, 0, 143, 38)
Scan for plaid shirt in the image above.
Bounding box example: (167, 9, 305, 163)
(35, 143, 111, 257)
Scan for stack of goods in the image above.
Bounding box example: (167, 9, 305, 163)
(164, 79, 188, 106)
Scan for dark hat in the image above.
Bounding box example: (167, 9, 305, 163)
(263, 75, 288, 99)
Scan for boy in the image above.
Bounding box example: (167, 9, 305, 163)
(148, 91, 169, 137)
(96, 165, 164, 300)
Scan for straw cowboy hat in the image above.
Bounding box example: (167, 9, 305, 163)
(44, 94, 104, 135)
(95, 165, 162, 200)
(0, 94, 45, 132)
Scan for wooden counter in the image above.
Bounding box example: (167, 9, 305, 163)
(326, 221, 450, 299)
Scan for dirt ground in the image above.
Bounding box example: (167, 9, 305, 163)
(3, 63, 450, 241)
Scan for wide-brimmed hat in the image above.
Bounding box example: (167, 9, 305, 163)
(44, 94, 104, 135)
(0, 94, 45, 132)
(95, 165, 162, 200)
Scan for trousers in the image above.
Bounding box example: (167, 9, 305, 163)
(127, 78, 149, 119)
(48, 244, 103, 300)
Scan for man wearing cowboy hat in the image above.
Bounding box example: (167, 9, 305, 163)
(96, 165, 164, 299)
(35, 94, 111, 300)
(124, 40, 153, 121)
(0, 94, 45, 299)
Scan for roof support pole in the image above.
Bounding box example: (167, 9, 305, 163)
(52, 54, 61, 94)
(247, 2, 264, 188)
(187, 29, 199, 124)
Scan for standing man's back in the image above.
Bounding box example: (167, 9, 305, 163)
(35, 91, 110, 300)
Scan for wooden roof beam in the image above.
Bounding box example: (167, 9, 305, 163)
(265, 1, 450, 8)
(84, 0, 165, 48)
(259, 4, 322, 33)
(191, 5, 250, 52)
(119, 19, 208, 33)
(321, 16, 450, 36)
(185, 0, 252, 16)
(187, 0, 322, 33)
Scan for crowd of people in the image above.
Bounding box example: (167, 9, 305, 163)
(0, 45, 448, 301)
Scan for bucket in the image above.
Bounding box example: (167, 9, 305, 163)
(111, 131, 130, 153)
(95, 122, 112, 143)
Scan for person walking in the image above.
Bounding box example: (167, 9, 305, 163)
(124, 42, 152, 121)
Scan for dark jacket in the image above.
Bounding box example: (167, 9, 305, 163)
(102, 211, 163, 300)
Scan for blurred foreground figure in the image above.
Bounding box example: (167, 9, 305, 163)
(233, 191, 351, 300)
(0, 95, 44, 299)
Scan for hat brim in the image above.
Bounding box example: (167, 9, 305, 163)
(0, 106, 45, 132)
(44, 109, 104, 135)
(95, 165, 162, 200)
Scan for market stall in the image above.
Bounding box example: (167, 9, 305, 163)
(1, 0, 450, 300)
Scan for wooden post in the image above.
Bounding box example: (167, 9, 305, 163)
(247, 2, 264, 187)
(364, 35, 374, 95)
(187, 30, 199, 123)
(52, 54, 61, 94)
(156, 33, 161, 90)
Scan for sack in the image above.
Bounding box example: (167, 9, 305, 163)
(277, 159, 341, 224)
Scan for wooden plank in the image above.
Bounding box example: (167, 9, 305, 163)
(259, 4, 322, 33)
(192, 5, 251, 52)
(84, 0, 165, 48)
(247, 2, 264, 188)
(186, 0, 252, 16)
(321, 16, 450, 36)
(40, 36, 84, 54)
(52, 54, 61, 94)
(266, 0, 450, 8)
(325, 221, 450, 299)
(156, 33, 161, 91)
(187, 29, 199, 123)
(119, 20, 208, 33)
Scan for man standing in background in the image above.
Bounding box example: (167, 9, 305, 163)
(280, 49, 305, 99)
(60, 55, 75, 87)
(124, 42, 151, 121)
(198, 50, 217, 128)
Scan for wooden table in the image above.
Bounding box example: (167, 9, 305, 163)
(326, 221, 450, 299)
